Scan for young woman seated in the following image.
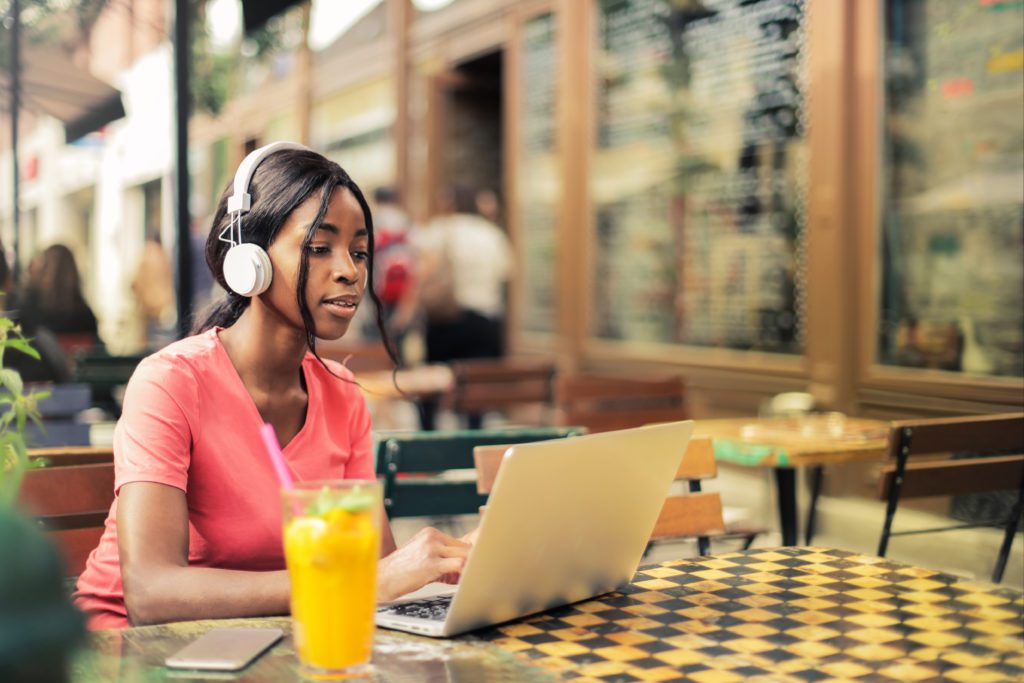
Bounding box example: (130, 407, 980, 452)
(73, 146, 471, 629)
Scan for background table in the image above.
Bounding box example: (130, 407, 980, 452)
(696, 417, 891, 545)
(73, 548, 1022, 682)
(358, 365, 454, 431)
(357, 365, 454, 400)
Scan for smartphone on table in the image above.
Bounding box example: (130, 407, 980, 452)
(164, 627, 283, 671)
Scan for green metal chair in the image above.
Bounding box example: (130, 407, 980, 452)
(373, 426, 586, 519)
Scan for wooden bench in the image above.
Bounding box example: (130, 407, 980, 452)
(553, 374, 687, 433)
(17, 461, 114, 577)
(450, 358, 557, 428)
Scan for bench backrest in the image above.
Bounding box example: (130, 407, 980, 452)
(450, 358, 557, 415)
(554, 374, 687, 433)
(18, 461, 114, 577)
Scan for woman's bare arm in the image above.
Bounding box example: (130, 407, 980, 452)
(119, 485, 470, 623)
(118, 482, 291, 626)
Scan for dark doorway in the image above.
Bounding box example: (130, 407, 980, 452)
(439, 50, 504, 221)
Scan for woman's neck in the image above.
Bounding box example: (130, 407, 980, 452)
(218, 305, 308, 394)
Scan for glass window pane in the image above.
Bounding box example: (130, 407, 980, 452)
(519, 13, 559, 334)
(879, 0, 1024, 377)
(591, 0, 806, 352)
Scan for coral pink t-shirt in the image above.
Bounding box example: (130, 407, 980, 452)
(73, 329, 375, 629)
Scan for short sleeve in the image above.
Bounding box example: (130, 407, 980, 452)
(113, 356, 196, 493)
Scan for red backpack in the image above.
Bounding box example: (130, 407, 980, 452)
(374, 231, 413, 306)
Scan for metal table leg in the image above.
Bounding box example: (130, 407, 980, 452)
(774, 468, 798, 546)
(805, 465, 824, 545)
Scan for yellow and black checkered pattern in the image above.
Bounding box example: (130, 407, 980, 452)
(476, 547, 1024, 682)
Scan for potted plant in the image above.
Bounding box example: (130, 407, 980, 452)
(0, 315, 86, 683)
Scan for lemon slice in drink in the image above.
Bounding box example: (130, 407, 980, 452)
(285, 517, 328, 561)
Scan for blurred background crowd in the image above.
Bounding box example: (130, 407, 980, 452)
(0, 0, 1021, 558)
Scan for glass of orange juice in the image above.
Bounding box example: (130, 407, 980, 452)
(282, 480, 381, 679)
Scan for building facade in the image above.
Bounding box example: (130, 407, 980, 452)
(4, 0, 1022, 414)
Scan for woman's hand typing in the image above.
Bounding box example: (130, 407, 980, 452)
(377, 527, 472, 602)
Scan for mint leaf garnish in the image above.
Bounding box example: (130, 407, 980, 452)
(302, 485, 376, 517)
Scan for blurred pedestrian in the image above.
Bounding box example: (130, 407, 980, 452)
(365, 186, 419, 360)
(131, 235, 176, 350)
(2, 246, 69, 383)
(474, 188, 502, 226)
(20, 244, 102, 356)
(413, 185, 512, 428)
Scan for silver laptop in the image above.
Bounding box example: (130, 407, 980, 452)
(375, 420, 694, 637)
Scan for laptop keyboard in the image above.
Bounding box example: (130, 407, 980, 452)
(378, 595, 453, 621)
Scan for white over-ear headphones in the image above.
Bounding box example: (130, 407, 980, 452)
(220, 141, 310, 297)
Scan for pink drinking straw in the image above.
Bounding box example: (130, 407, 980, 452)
(259, 422, 294, 491)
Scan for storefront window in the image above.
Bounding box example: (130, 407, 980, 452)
(312, 78, 397, 193)
(879, 0, 1023, 377)
(519, 13, 558, 334)
(324, 127, 395, 193)
(592, 0, 806, 352)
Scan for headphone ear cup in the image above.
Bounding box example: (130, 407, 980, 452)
(223, 243, 273, 297)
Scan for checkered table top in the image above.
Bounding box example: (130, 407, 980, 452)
(474, 547, 1024, 682)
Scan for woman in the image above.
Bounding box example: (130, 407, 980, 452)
(73, 146, 471, 629)
(20, 244, 101, 354)
(0, 246, 71, 383)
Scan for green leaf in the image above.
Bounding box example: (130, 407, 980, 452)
(5, 338, 40, 360)
(335, 489, 377, 513)
(0, 439, 27, 507)
(14, 402, 26, 433)
(0, 369, 23, 397)
(28, 389, 51, 404)
(0, 311, 45, 503)
(302, 485, 377, 517)
(28, 411, 45, 432)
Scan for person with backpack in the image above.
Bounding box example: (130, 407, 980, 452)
(413, 186, 513, 428)
(363, 187, 419, 361)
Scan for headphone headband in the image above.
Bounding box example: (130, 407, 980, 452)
(220, 140, 310, 297)
(227, 141, 310, 215)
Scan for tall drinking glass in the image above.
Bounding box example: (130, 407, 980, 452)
(282, 480, 381, 679)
